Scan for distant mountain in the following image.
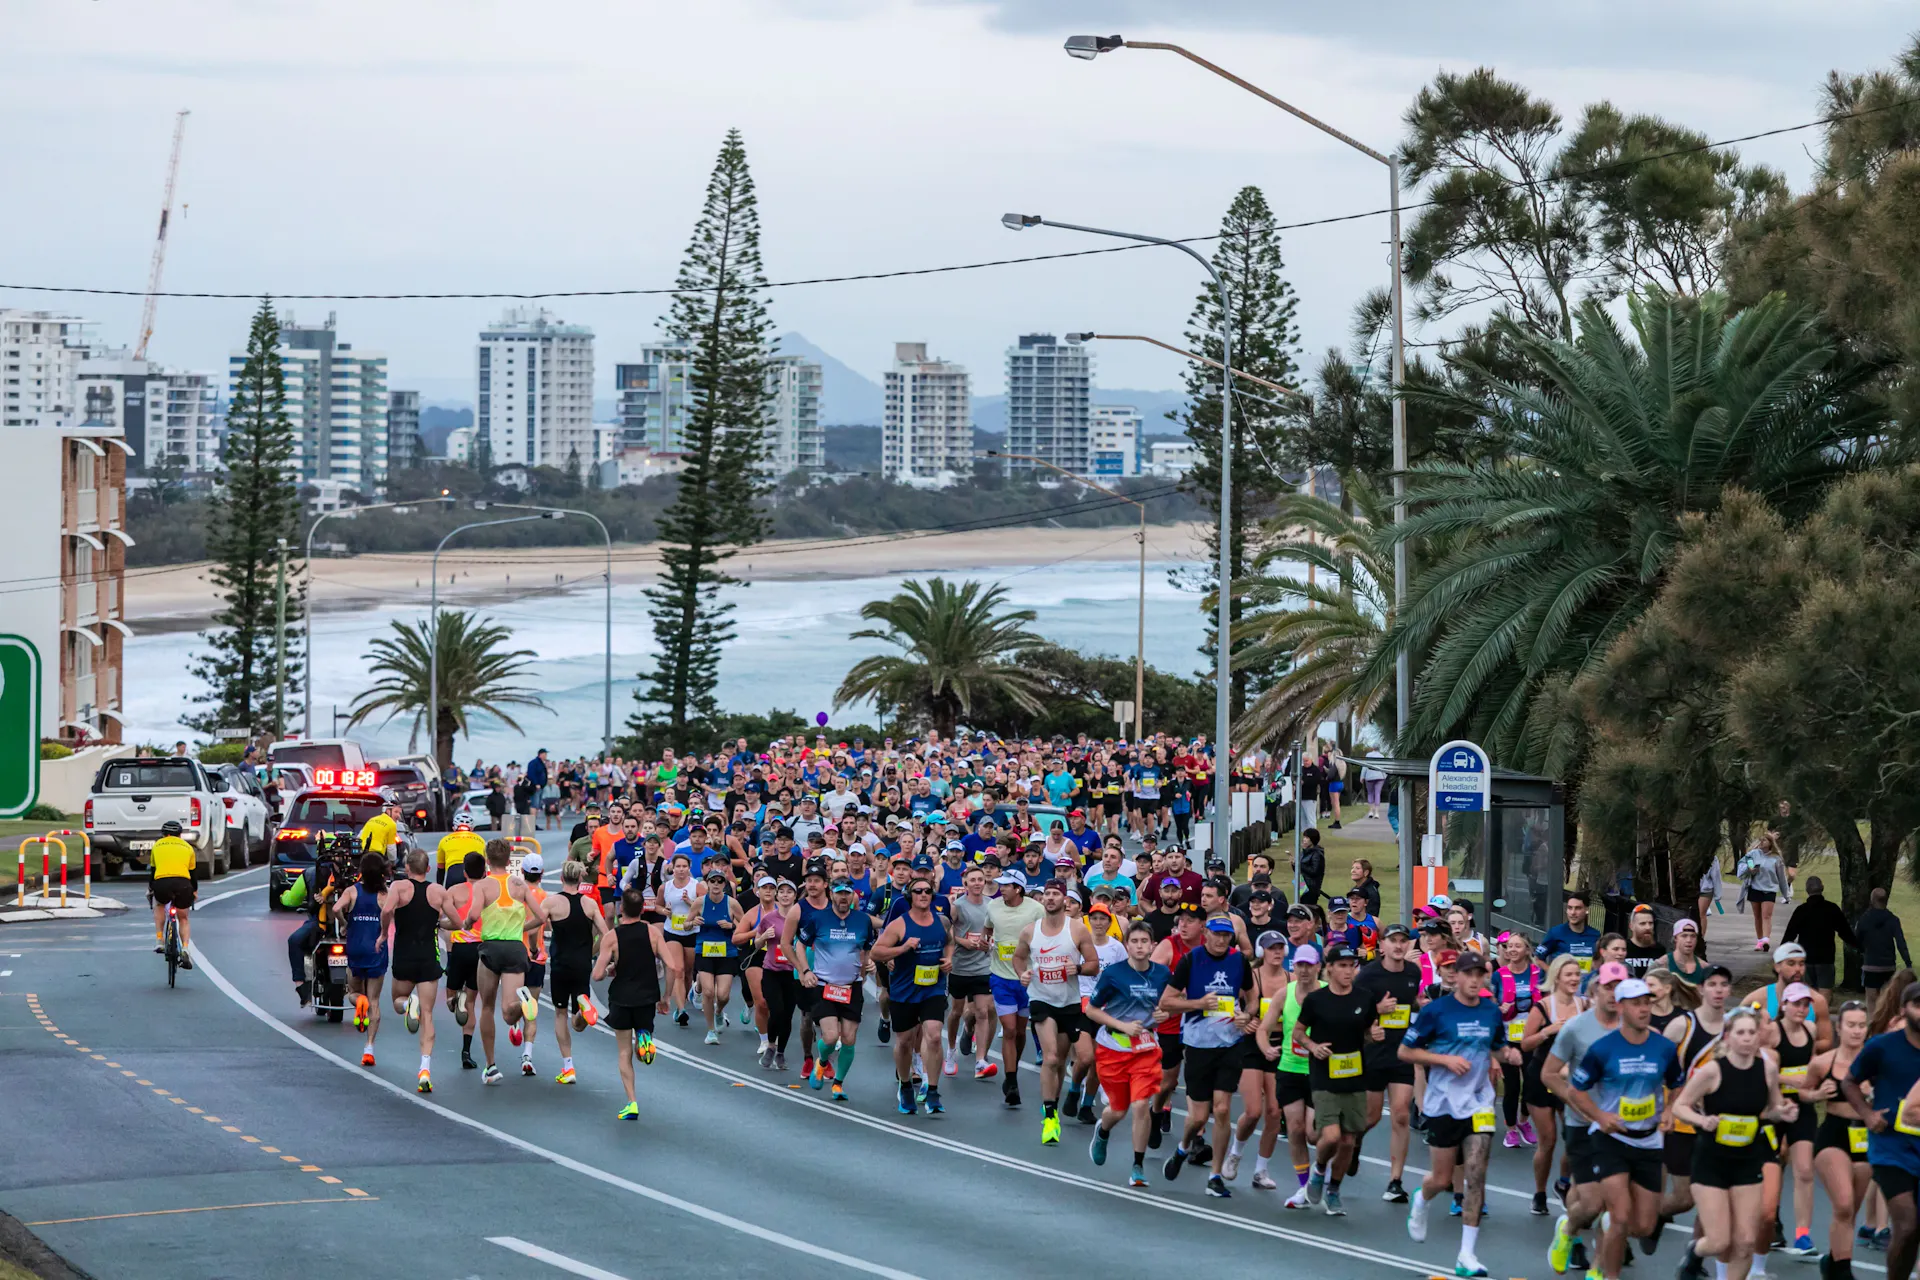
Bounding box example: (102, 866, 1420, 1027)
(418, 405, 472, 457)
(777, 331, 884, 426)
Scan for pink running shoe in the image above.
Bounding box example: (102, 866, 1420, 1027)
(1503, 1128, 1522, 1149)
(1518, 1118, 1538, 1145)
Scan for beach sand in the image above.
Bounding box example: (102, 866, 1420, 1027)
(126, 522, 1209, 630)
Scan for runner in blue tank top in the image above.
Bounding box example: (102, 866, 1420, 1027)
(1161, 915, 1255, 1199)
(692, 870, 741, 1046)
(334, 853, 390, 1068)
(873, 873, 955, 1116)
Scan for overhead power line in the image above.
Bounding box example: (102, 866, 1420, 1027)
(0, 96, 1909, 304)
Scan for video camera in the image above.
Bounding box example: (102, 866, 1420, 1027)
(316, 831, 359, 887)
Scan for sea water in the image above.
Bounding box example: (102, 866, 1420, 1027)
(119, 561, 1209, 761)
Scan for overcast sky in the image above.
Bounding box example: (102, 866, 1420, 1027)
(2, 1, 1913, 404)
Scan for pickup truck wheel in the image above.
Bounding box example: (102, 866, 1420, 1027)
(227, 828, 245, 873)
(101, 858, 122, 880)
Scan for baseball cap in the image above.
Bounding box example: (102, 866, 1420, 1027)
(994, 871, 1025, 887)
(829, 878, 855, 893)
(1428, 894, 1453, 909)
(1043, 876, 1068, 892)
(755, 875, 776, 888)
(1322, 942, 1359, 963)
(1249, 887, 1274, 902)
(803, 857, 829, 879)
(1286, 904, 1314, 920)
(1254, 929, 1286, 958)
(1205, 916, 1236, 934)
(1672, 918, 1698, 934)
(1327, 899, 1349, 914)
(1781, 981, 1815, 1003)
(927, 814, 949, 826)
(1595, 961, 1631, 985)
(1772, 942, 1808, 963)
(1053, 853, 1077, 866)
(1615, 978, 1652, 1000)
(910, 853, 934, 871)
(1291, 943, 1322, 966)
(945, 839, 965, 852)
(1160, 876, 1184, 890)
(1419, 918, 1450, 934)
(520, 852, 543, 875)
(1382, 922, 1412, 940)
(1452, 949, 1488, 972)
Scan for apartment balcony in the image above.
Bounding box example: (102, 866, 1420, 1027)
(75, 487, 97, 526)
(70, 579, 97, 623)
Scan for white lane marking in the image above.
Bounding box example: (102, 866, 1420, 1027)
(556, 999, 1452, 1277)
(488, 1237, 628, 1280)
(0, 971, 11, 977)
(196, 868, 272, 907)
(189, 944, 922, 1280)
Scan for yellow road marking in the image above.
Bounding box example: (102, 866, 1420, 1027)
(316, 1176, 341, 1185)
(27, 1197, 377, 1226)
(344, 1188, 369, 1198)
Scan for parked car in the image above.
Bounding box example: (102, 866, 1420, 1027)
(368, 760, 441, 833)
(268, 784, 402, 910)
(212, 763, 275, 865)
(449, 787, 496, 831)
(266, 737, 369, 774)
(85, 756, 240, 878)
(255, 763, 315, 822)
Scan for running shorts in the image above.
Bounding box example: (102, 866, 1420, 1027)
(1423, 1113, 1478, 1151)
(1689, 1133, 1767, 1189)
(1096, 1044, 1164, 1112)
(1590, 1132, 1665, 1192)
(348, 953, 388, 980)
(607, 1002, 657, 1033)
(1522, 1055, 1559, 1111)
(804, 980, 865, 1023)
(1873, 1164, 1920, 1202)
(1132, 797, 1160, 816)
(392, 955, 444, 985)
(948, 972, 991, 1001)
(524, 961, 545, 991)
(446, 941, 480, 991)
(478, 939, 529, 975)
(1565, 1123, 1596, 1185)
(1030, 999, 1084, 1040)
(1158, 1036, 1185, 1073)
(1277, 1069, 1313, 1109)
(889, 995, 948, 1036)
(149, 876, 195, 910)
(990, 974, 1031, 1017)
(1364, 1052, 1415, 1091)
(1663, 1129, 1696, 1179)
(1183, 1042, 1243, 1101)
(549, 961, 593, 1015)
(1312, 1090, 1368, 1134)
(1776, 1099, 1817, 1148)
(1746, 889, 1776, 904)
(1815, 1113, 1869, 1164)
(695, 952, 739, 977)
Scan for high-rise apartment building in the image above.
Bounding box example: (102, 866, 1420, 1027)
(882, 342, 971, 482)
(1, 310, 89, 428)
(477, 308, 595, 476)
(614, 345, 692, 454)
(232, 312, 389, 496)
(766, 354, 824, 476)
(1005, 333, 1092, 476)
(387, 390, 421, 470)
(1090, 405, 1142, 478)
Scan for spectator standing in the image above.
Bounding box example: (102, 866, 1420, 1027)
(1360, 749, 1387, 821)
(1737, 831, 1792, 952)
(509, 774, 536, 840)
(1779, 875, 1859, 997)
(483, 779, 508, 832)
(1297, 827, 1327, 909)
(526, 750, 550, 829)
(1858, 887, 1914, 999)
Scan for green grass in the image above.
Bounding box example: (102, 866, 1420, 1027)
(0, 819, 90, 890)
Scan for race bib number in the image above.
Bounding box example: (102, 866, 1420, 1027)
(1851, 1125, 1870, 1154)
(822, 984, 852, 1005)
(1037, 961, 1072, 985)
(997, 941, 1018, 961)
(1208, 996, 1236, 1020)
(1715, 1115, 1758, 1147)
(700, 941, 727, 958)
(1329, 1051, 1363, 1080)
(1576, 955, 1593, 973)
(914, 964, 940, 986)
(1258, 997, 1271, 1020)
(1472, 1109, 1496, 1134)
(1778, 1067, 1808, 1094)
(1619, 1095, 1657, 1125)
(1110, 1031, 1133, 1051)
(669, 913, 691, 933)
(1506, 1017, 1527, 1044)
(1897, 1105, 1920, 1138)
(1380, 1006, 1410, 1029)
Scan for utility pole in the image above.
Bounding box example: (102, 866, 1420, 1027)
(273, 538, 288, 739)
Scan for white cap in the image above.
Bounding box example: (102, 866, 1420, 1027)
(1614, 978, 1652, 1000)
(1772, 942, 1807, 963)
(520, 852, 544, 876)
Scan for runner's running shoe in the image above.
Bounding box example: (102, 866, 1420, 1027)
(1205, 1175, 1230, 1199)
(404, 991, 421, 1033)
(521, 1058, 535, 1077)
(1090, 1130, 1109, 1166)
(831, 1082, 848, 1102)
(416, 1069, 432, 1094)
(1251, 1170, 1278, 1190)
(1041, 1114, 1061, 1145)
(556, 1067, 576, 1084)
(1128, 1166, 1149, 1188)
(973, 1060, 998, 1080)
(617, 1101, 639, 1121)
(1324, 1189, 1344, 1216)
(1549, 1214, 1573, 1273)
(520, 987, 539, 1026)
(484, 1064, 503, 1085)
(353, 994, 370, 1032)
(455, 991, 470, 1027)
(925, 1086, 943, 1114)
(361, 1050, 375, 1067)
(636, 1032, 656, 1066)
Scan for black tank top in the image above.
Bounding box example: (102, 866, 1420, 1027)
(550, 890, 595, 966)
(392, 878, 439, 965)
(1703, 1053, 1770, 1119)
(608, 919, 661, 1006)
(1776, 1016, 1813, 1092)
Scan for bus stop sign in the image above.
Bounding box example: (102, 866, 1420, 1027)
(0, 636, 41, 819)
(1430, 740, 1490, 814)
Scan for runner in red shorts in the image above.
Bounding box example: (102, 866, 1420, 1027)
(1084, 919, 1174, 1187)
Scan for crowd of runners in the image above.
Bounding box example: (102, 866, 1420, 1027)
(279, 728, 1920, 1280)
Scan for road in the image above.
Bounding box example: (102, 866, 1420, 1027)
(0, 830, 1876, 1280)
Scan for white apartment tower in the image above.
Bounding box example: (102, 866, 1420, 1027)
(882, 342, 971, 482)
(231, 313, 390, 496)
(1005, 333, 1093, 476)
(1, 310, 89, 428)
(1090, 405, 1142, 478)
(478, 308, 595, 477)
(765, 354, 824, 476)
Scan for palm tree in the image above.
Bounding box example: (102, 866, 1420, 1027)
(347, 610, 548, 769)
(834, 578, 1048, 736)
(1371, 289, 1891, 771)
(1232, 474, 1396, 751)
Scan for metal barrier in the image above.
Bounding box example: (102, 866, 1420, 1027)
(15, 836, 70, 907)
(52, 829, 91, 901)
(508, 837, 542, 877)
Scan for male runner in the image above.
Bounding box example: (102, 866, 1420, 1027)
(1358, 921, 1424, 1202)
(1162, 914, 1256, 1199)
(945, 865, 999, 1080)
(440, 848, 489, 1069)
(1400, 948, 1515, 1279)
(1012, 878, 1100, 1145)
(593, 886, 673, 1120)
(1294, 941, 1382, 1216)
(1651, 963, 1733, 1255)
(986, 871, 1044, 1108)
(1562, 977, 1684, 1280)
(539, 859, 606, 1085)
(1086, 919, 1173, 1187)
(788, 876, 875, 1102)
(515, 853, 551, 1077)
(1838, 980, 1920, 1280)
(1544, 960, 1626, 1276)
(872, 874, 955, 1116)
(1744, 941, 1835, 1053)
(461, 840, 538, 1085)
(1537, 889, 1602, 974)
(386, 847, 447, 1092)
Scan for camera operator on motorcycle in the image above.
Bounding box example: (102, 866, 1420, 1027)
(281, 833, 357, 1008)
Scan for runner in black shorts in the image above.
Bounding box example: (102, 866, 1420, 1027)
(441, 849, 488, 1071)
(595, 887, 674, 1121)
(1356, 923, 1424, 1203)
(386, 848, 447, 1093)
(539, 858, 606, 1086)
(1807, 1000, 1874, 1279)
(1670, 1007, 1792, 1279)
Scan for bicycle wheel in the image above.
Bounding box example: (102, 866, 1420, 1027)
(164, 911, 179, 988)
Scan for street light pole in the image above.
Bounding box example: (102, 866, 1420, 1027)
(303, 494, 452, 737)
(274, 538, 288, 740)
(1002, 212, 1233, 862)
(486, 502, 615, 757)
(1066, 35, 1415, 922)
(429, 514, 550, 771)
(988, 448, 1147, 741)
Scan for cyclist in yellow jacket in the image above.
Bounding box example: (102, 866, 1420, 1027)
(149, 820, 198, 967)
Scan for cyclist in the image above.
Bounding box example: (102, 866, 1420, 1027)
(358, 798, 403, 859)
(435, 817, 486, 886)
(148, 819, 197, 969)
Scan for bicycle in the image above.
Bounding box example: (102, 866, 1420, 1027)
(162, 903, 182, 988)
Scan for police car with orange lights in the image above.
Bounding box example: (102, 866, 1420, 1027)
(266, 769, 411, 909)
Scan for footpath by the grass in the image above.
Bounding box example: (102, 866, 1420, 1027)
(0, 1209, 92, 1280)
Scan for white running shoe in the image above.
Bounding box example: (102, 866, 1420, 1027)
(1284, 1186, 1312, 1210)
(1251, 1170, 1278, 1190)
(1221, 1149, 1241, 1181)
(1407, 1192, 1430, 1243)
(942, 1056, 959, 1078)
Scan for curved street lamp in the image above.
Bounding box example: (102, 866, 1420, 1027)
(1003, 212, 1235, 863)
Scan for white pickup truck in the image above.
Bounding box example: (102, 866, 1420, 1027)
(85, 756, 244, 878)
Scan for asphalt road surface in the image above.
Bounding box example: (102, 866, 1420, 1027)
(0, 831, 1882, 1280)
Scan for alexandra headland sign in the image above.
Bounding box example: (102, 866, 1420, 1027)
(1430, 740, 1491, 813)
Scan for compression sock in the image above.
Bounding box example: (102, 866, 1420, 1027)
(463, 1034, 473, 1056)
(836, 1043, 855, 1081)
(1295, 1162, 1311, 1187)
(815, 1037, 832, 1068)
